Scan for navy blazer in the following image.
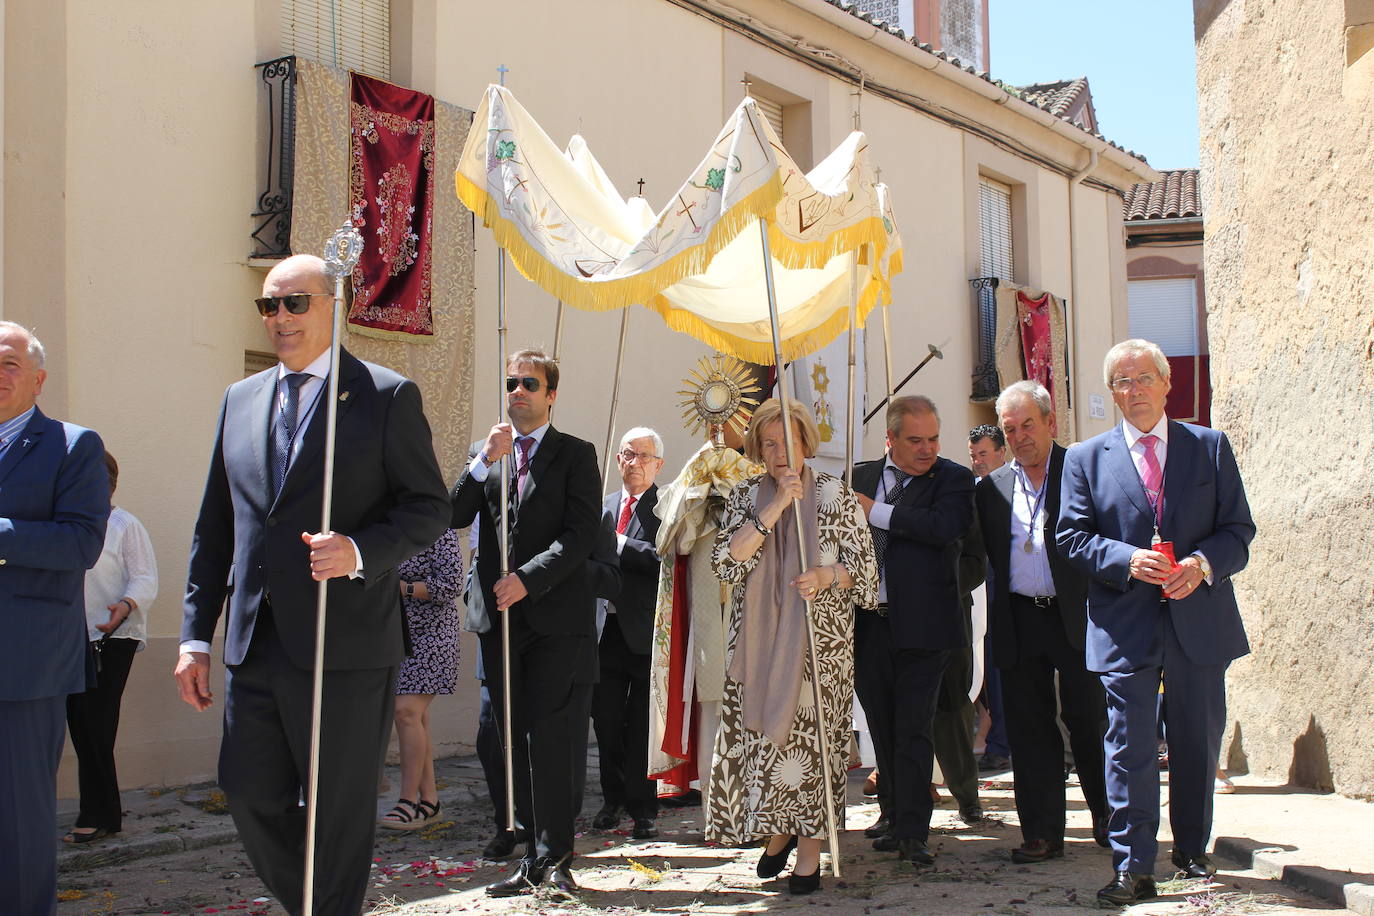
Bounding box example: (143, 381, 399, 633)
(1056, 420, 1255, 673)
(451, 426, 602, 638)
(598, 485, 662, 655)
(0, 409, 109, 701)
(852, 455, 975, 650)
(975, 444, 1089, 669)
(182, 349, 450, 671)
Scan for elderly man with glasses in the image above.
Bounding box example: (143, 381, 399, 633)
(1057, 338, 1255, 906)
(590, 427, 666, 839)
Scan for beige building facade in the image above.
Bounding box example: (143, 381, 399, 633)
(1195, 0, 1374, 799)
(3, 0, 1155, 793)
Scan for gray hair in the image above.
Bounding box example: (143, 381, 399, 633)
(1103, 338, 1170, 389)
(0, 320, 45, 368)
(619, 426, 664, 459)
(996, 380, 1052, 419)
(886, 394, 939, 434)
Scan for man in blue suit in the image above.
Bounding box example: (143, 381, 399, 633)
(0, 321, 109, 916)
(176, 256, 449, 915)
(1057, 338, 1255, 906)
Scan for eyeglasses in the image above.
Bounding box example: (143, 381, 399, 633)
(1109, 372, 1159, 392)
(618, 448, 661, 464)
(505, 376, 543, 393)
(255, 293, 331, 316)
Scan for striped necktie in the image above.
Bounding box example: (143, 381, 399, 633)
(871, 466, 910, 579)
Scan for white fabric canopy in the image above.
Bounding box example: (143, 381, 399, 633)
(456, 85, 904, 363)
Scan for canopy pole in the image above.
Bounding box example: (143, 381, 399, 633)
(495, 247, 517, 835)
(845, 251, 859, 489)
(302, 224, 362, 916)
(602, 307, 630, 485)
(757, 218, 842, 879)
(880, 291, 895, 400)
(552, 300, 566, 360)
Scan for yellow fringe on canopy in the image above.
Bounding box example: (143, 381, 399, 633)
(345, 322, 437, 343)
(457, 169, 790, 315)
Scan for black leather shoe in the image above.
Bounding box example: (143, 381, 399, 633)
(1171, 849, 1217, 878)
(482, 830, 518, 860)
(959, 806, 984, 825)
(788, 868, 821, 894)
(1092, 813, 1110, 848)
(1010, 838, 1064, 863)
(863, 815, 890, 839)
(659, 788, 701, 807)
(485, 858, 544, 897)
(1096, 871, 1156, 906)
(543, 859, 578, 893)
(632, 817, 659, 839)
(591, 804, 622, 830)
(899, 838, 935, 866)
(977, 753, 1011, 773)
(871, 832, 899, 852)
(756, 835, 797, 878)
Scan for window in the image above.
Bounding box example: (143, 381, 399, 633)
(978, 177, 1014, 282)
(754, 94, 785, 144)
(1127, 278, 1197, 356)
(282, 0, 390, 79)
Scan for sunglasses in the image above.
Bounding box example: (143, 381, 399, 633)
(506, 376, 544, 393)
(255, 293, 331, 316)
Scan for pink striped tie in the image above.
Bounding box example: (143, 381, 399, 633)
(1139, 434, 1163, 522)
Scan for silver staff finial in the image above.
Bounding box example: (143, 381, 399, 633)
(324, 223, 363, 278)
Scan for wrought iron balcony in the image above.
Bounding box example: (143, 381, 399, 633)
(969, 275, 1000, 402)
(251, 56, 296, 259)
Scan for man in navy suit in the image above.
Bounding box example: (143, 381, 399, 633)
(0, 322, 109, 916)
(1057, 339, 1255, 906)
(175, 256, 449, 916)
(591, 426, 664, 840)
(852, 395, 976, 868)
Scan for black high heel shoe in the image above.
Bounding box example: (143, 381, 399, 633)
(756, 835, 798, 878)
(788, 867, 821, 894)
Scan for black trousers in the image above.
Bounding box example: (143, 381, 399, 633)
(853, 609, 950, 843)
(478, 619, 591, 863)
(591, 615, 657, 820)
(932, 646, 980, 813)
(65, 637, 138, 832)
(219, 610, 395, 916)
(999, 594, 1108, 846)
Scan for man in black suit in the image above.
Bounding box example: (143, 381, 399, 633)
(590, 426, 664, 840)
(176, 255, 450, 916)
(974, 380, 1108, 865)
(450, 348, 601, 897)
(852, 395, 975, 868)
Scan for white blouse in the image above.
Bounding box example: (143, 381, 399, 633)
(84, 506, 158, 647)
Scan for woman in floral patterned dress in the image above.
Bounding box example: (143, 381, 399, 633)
(707, 399, 878, 894)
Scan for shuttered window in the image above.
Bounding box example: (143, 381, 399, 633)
(1128, 278, 1198, 356)
(755, 95, 785, 143)
(282, 0, 391, 79)
(979, 177, 1014, 281)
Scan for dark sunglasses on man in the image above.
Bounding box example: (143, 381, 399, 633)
(255, 293, 332, 317)
(505, 376, 543, 393)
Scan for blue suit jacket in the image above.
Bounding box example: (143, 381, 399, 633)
(0, 409, 109, 701)
(1056, 420, 1255, 673)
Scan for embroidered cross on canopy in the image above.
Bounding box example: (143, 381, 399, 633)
(455, 85, 905, 364)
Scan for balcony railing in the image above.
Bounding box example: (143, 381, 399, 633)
(969, 275, 1000, 402)
(251, 56, 297, 259)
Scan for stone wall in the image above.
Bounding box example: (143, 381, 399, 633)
(1195, 0, 1374, 798)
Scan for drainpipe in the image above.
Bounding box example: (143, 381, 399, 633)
(1067, 147, 1097, 438)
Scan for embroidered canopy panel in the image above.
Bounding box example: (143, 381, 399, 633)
(455, 85, 905, 364)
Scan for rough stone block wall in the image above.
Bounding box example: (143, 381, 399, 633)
(1195, 0, 1374, 799)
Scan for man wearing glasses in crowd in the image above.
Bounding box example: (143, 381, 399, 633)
(450, 349, 602, 897)
(1058, 339, 1255, 906)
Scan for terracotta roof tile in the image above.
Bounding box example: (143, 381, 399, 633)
(1123, 169, 1202, 220)
(1017, 78, 1089, 118)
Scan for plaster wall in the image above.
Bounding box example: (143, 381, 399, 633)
(1196, 0, 1374, 797)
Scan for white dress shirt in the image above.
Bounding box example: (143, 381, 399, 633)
(1007, 460, 1055, 597)
(867, 458, 907, 604)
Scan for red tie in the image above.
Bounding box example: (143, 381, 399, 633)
(617, 495, 637, 534)
(1139, 434, 1163, 523)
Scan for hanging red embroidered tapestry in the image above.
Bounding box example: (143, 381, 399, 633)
(348, 73, 436, 339)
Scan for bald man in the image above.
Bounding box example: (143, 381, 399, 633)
(177, 256, 449, 915)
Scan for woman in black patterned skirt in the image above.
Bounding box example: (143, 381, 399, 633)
(380, 528, 464, 830)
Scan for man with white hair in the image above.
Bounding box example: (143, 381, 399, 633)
(1058, 339, 1255, 906)
(0, 321, 109, 916)
(591, 427, 666, 839)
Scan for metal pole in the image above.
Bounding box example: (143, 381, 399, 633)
(602, 308, 630, 486)
(844, 252, 858, 489)
(862, 342, 945, 426)
(302, 224, 362, 916)
(879, 287, 895, 400)
(496, 249, 517, 834)
(757, 219, 842, 878)
(553, 300, 566, 360)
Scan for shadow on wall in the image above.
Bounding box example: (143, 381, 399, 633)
(1225, 721, 1248, 775)
(1288, 715, 1335, 793)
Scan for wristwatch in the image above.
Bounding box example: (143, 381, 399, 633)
(405, 582, 415, 598)
(1193, 554, 1212, 579)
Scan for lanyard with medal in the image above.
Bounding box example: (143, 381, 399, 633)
(1016, 463, 1048, 553)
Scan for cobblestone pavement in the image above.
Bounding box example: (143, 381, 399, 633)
(54, 754, 1361, 915)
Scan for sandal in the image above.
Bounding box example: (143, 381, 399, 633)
(63, 827, 115, 845)
(415, 799, 441, 823)
(379, 798, 424, 830)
